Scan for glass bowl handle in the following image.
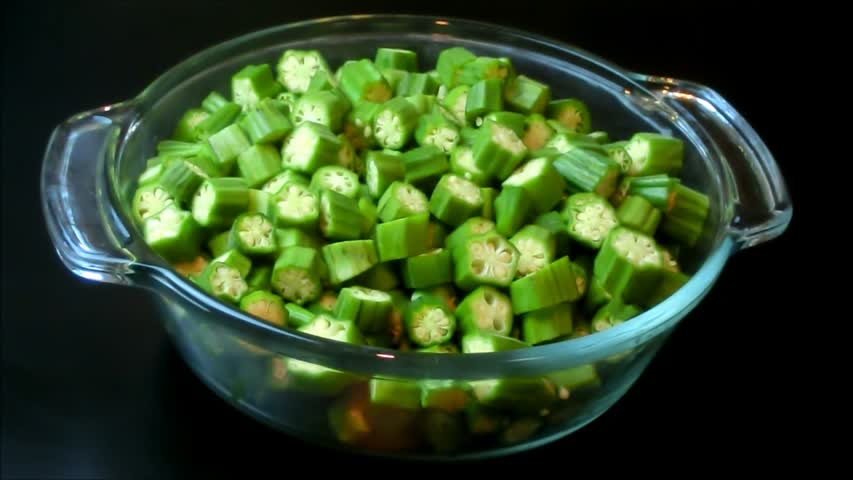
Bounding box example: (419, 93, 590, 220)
(633, 74, 793, 250)
(41, 102, 140, 285)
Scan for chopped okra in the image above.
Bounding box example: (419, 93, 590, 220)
(562, 192, 619, 250)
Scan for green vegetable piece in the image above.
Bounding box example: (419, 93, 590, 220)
(587, 131, 609, 144)
(271, 182, 319, 230)
(522, 302, 573, 345)
(306, 69, 337, 93)
(365, 150, 406, 199)
(236, 144, 282, 188)
(239, 290, 287, 327)
(401, 249, 453, 289)
(143, 205, 203, 262)
(552, 148, 621, 198)
(322, 240, 379, 285)
(281, 121, 342, 174)
(436, 47, 476, 87)
(612, 174, 680, 210)
(369, 378, 421, 410)
(594, 226, 665, 305)
(291, 90, 351, 133)
(625, 132, 685, 177)
(201, 91, 229, 113)
(429, 174, 484, 227)
(309, 290, 338, 315)
(547, 98, 592, 133)
(247, 188, 274, 219)
(374, 213, 430, 261)
(310, 165, 359, 198)
(404, 93, 436, 116)
(211, 249, 252, 278)
(426, 221, 449, 250)
(375, 47, 419, 72)
(285, 302, 316, 328)
(318, 190, 364, 241)
(458, 126, 479, 146)
(502, 156, 567, 214)
(534, 211, 571, 256)
(646, 269, 690, 307)
(194, 102, 241, 141)
(137, 162, 164, 187)
(449, 145, 489, 186)
(372, 97, 420, 150)
(472, 120, 528, 181)
(603, 141, 631, 174)
(276, 49, 330, 94)
(206, 231, 230, 258)
(617, 195, 663, 236)
(523, 113, 555, 150)
(456, 286, 513, 336)
(453, 233, 519, 291)
(441, 85, 470, 126)
(335, 286, 393, 334)
(173, 108, 210, 142)
(358, 195, 377, 237)
(504, 75, 551, 115)
(591, 299, 642, 333)
(270, 246, 324, 304)
(154, 158, 208, 204)
(338, 59, 393, 104)
(456, 56, 513, 86)
(195, 260, 249, 303)
(547, 364, 601, 396)
(480, 187, 497, 220)
(376, 181, 429, 222)
(343, 100, 381, 150)
(510, 225, 556, 278)
(465, 79, 504, 125)
(231, 64, 282, 110)
(207, 124, 252, 173)
(246, 264, 272, 292)
(404, 294, 457, 347)
(191, 177, 250, 228)
(562, 192, 619, 250)
(469, 377, 556, 415)
(262, 169, 309, 195)
(660, 183, 710, 247)
(228, 212, 277, 257)
(415, 111, 460, 153)
(401, 145, 449, 193)
(274, 227, 323, 252)
(494, 187, 531, 237)
(445, 217, 496, 253)
(483, 111, 526, 137)
(396, 72, 439, 96)
(510, 256, 581, 314)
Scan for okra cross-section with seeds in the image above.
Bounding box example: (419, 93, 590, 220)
(404, 295, 457, 347)
(310, 165, 359, 199)
(453, 233, 519, 291)
(239, 290, 288, 327)
(562, 192, 619, 250)
(281, 122, 342, 174)
(429, 174, 483, 227)
(228, 212, 277, 257)
(133, 184, 175, 224)
(144, 206, 204, 262)
(191, 178, 250, 229)
(195, 261, 249, 304)
(376, 181, 429, 222)
(271, 246, 325, 304)
(272, 182, 319, 230)
(510, 225, 556, 277)
(231, 64, 282, 111)
(276, 49, 330, 94)
(456, 286, 513, 336)
(338, 59, 393, 104)
(415, 111, 460, 153)
(292, 90, 350, 132)
(594, 226, 665, 305)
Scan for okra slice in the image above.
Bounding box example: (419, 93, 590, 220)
(479, 187, 496, 220)
(298, 313, 363, 344)
(404, 93, 436, 116)
(206, 231, 230, 258)
(660, 183, 710, 247)
(465, 78, 504, 125)
(591, 299, 643, 333)
(445, 217, 496, 253)
(338, 59, 393, 104)
(441, 85, 470, 126)
(275, 49, 330, 94)
(646, 269, 690, 307)
(456, 286, 513, 336)
(270, 246, 324, 304)
(504, 75, 551, 115)
(404, 294, 457, 347)
(545, 131, 604, 156)
(594, 226, 665, 305)
(262, 169, 309, 195)
(137, 162, 164, 187)
(502, 157, 566, 214)
(246, 188, 274, 219)
(344, 265, 398, 294)
(156, 140, 205, 158)
(572, 255, 593, 298)
(195, 260, 249, 304)
(625, 132, 684, 177)
(309, 165, 359, 199)
(470, 377, 555, 415)
(613, 174, 680, 210)
(547, 98, 592, 134)
(143, 205, 204, 262)
(319, 189, 364, 241)
(522, 113, 555, 150)
(281, 121, 341, 174)
(292, 90, 350, 133)
(534, 211, 571, 256)
(449, 145, 489, 186)
(552, 148, 621, 198)
(322, 240, 378, 285)
(396, 72, 439, 96)
(436, 46, 476, 87)
(227, 212, 277, 257)
(306, 69, 337, 93)
(603, 141, 632, 174)
(358, 195, 377, 237)
(401, 249, 453, 289)
(156, 156, 218, 205)
(510, 256, 581, 314)
(132, 184, 175, 224)
(376, 181, 429, 222)
(211, 249, 252, 278)
(617, 195, 663, 236)
(309, 290, 338, 315)
(372, 97, 419, 150)
(429, 174, 484, 227)
(494, 186, 532, 237)
(453, 233, 519, 291)
(173, 108, 210, 142)
(365, 150, 405, 199)
(272, 182, 319, 230)
(275, 227, 323, 252)
(426, 221, 449, 250)
(415, 111, 460, 153)
(246, 264, 272, 292)
(343, 100, 381, 150)
(284, 303, 315, 328)
(547, 364, 601, 397)
(239, 290, 287, 327)
(510, 225, 556, 277)
(522, 302, 573, 345)
(472, 120, 528, 181)
(207, 123, 251, 173)
(194, 102, 241, 141)
(562, 192, 619, 250)
(231, 64, 282, 110)
(458, 126, 479, 147)
(335, 286, 393, 334)
(583, 275, 613, 315)
(374, 213, 430, 261)
(483, 111, 526, 137)
(275, 91, 299, 113)
(191, 177, 249, 228)
(375, 47, 418, 72)
(236, 144, 282, 188)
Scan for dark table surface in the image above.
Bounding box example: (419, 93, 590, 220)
(3, 1, 807, 477)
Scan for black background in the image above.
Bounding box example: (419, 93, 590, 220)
(3, 1, 809, 477)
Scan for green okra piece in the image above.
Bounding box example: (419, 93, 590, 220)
(194, 102, 242, 141)
(401, 145, 448, 193)
(587, 131, 609, 144)
(522, 113, 555, 151)
(248, 187, 276, 219)
(285, 302, 316, 328)
(449, 145, 489, 186)
(369, 378, 422, 410)
(470, 377, 556, 415)
(306, 69, 337, 93)
(276, 49, 330, 94)
(207, 123, 252, 173)
(624, 132, 684, 177)
(375, 47, 418, 72)
(202, 91, 229, 113)
(376, 181, 429, 222)
(131, 183, 175, 224)
(137, 162, 164, 187)
(322, 240, 379, 285)
(503, 75, 551, 115)
(228, 212, 277, 257)
(603, 140, 632, 174)
(358, 195, 378, 237)
(152, 158, 209, 204)
(270, 246, 325, 304)
(346, 263, 400, 291)
(156, 140, 205, 158)
(343, 100, 382, 150)
(309, 290, 338, 315)
(396, 72, 439, 96)
(533, 211, 571, 256)
(510, 225, 556, 278)
(207, 231, 231, 258)
(502, 156, 567, 214)
(480, 187, 497, 220)
(274, 91, 298, 114)
(617, 195, 663, 236)
(143, 205, 203, 262)
(456, 56, 513, 86)
(236, 144, 282, 188)
(274, 227, 323, 253)
(401, 248, 453, 289)
(292, 90, 351, 133)
(404, 93, 436, 116)
(472, 120, 528, 181)
(374, 213, 430, 261)
(287, 315, 363, 395)
(583, 275, 613, 315)
(271, 182, 319, 230)
(426, 221, 449, 250)
(262, 169, 309, 195)
(452, 232, 519, 291)
(365, 150, 406, 199)
(510, 256, 581, 314)
(494, 186, 532, 237)
(404, 294, 457, 347)
(371, 96, 419, 150)
(281, 121, 342, 174)
(483, 111, 526, 137)
(173, 108, 210, 142)
(191, 177, 249, 228)
(612, 174, 680, 210)
(231, 64, 282, 110)
(456, 286, 513, 336)
(594, 226, 665, 305)
(429, 174, 484, 227)
(562, 192, 619, 250)
(318, 189, 364, 241)
(552, 148, 621, 198)
(335, 286, 394, 334)
(310, 165, 359, 199)
(591, 299, 643, 333)
(211, 249, 252, 278)
(415, 111, 460, 153)
(458, 125, 479, 146)
(246, 264, 272, 292)
(445, 217, 496, 253)
(436, 46, 477, 87)
(335, 134, 362, 175)
(441, 85, 470, 126)
(239, 290, 287, 327)
(522, 302, 573, 345)
(338, 59, 393, 104)
(547, 98, 592, 134)
(195, 260, 249, 304)
(547, 364, 601, 397)
(545, 130, 604, 155)
(465, 78, 504, 125)
(646, 269, 690, 307)
(660, 183, 710, 247)
(411, 285, 458, 311)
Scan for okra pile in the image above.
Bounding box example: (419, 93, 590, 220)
(134, 46, 710, 358)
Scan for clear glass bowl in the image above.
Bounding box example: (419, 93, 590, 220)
(40, 15, 792, 459)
